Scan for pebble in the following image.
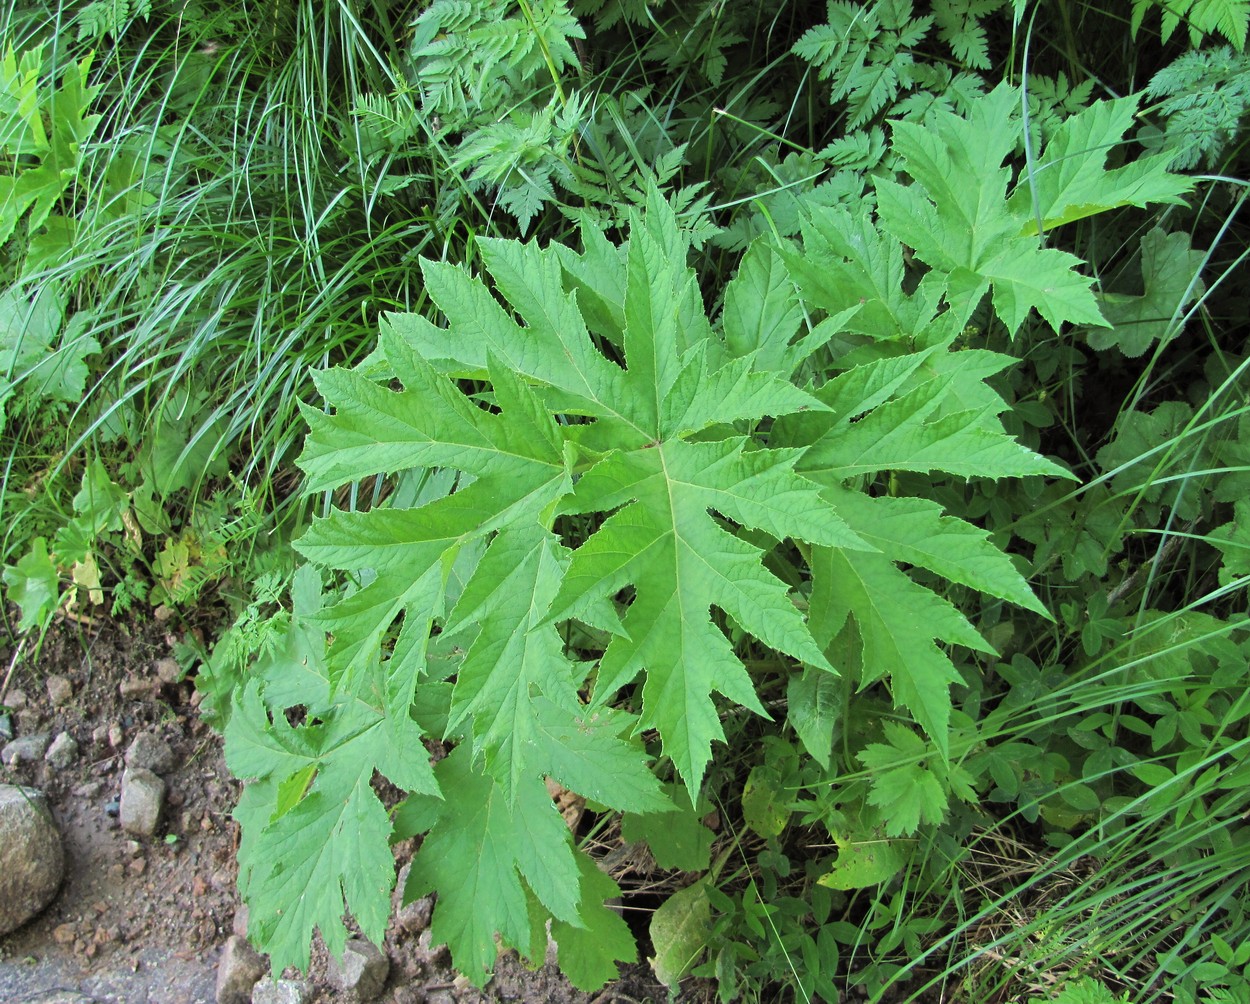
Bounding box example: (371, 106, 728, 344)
(155, 657, 182, 685)
(45, 731, 79, 769)
(119, 676, 154, 699)
(45, 674, 73, 706)
(396, 892, 434, 935)
(125, 731, 176, 774)
(215, 934, 267, 1004)
(2, 732, 51, 765)
(0, 711, 13, 741)
(108, 721, 124, 748)
(412, 929, 449, 967)
(326, 938, 390, 1001)
(251, 976, 309, 1004)
(119, 766, 166, 837)
(6, 688, 28, 708)
(73, 780, 102, 798)
(0, 785, 65, 936)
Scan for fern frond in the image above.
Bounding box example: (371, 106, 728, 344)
(1146, 45, 1250, 168)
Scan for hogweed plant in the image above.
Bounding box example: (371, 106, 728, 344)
(226, 76, 1195, 991)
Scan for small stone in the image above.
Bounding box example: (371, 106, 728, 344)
(108, 722, 124, 748)
(2, 732, 51, 765)
(119, 766, 166, 837)
(91, 724, 109, 745)
(19, 992, 95, 1003)
(73, 780, 102, 798)
(396, 892, 434, 935)
(126, 840, 142, 857)
(125, 731, 176, 774)
(155, 658, 182, 685)
(0, 786, 65, 936)
(53, 922, 77, 944)
(0, 712, 14, 741)
(412, 929, 449, 967)
(232, 904, 250, 939)
(45, 732, 79, 770)
(251, 976, 309, 1004)
(119, 677, 153, 699)
(326, 938, 390, 1001)
(215, 934, 266, 1004)
(127, 857, 147, 877)
(46, 675, 73, 707)
(6, 689, 28, 709)
(424, 993, 455, 1004)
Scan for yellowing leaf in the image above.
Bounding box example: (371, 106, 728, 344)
(649, 879, 712, 989)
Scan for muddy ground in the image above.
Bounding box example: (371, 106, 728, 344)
(0, 618, 674, 1004)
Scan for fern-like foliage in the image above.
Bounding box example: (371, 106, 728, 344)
(410, 0, 584, 120)
(793, 0, 935, 129)
(1132, 0, 1249, 50)
(76, 0, 151, 42)
(405, 0, 586, 230)
(1146, 46, 1250, 169)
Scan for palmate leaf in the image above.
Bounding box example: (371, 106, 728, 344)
(875, 83, 1191, 336)
(550, 438, 867, 790)
(264, 182, 1077, 987)
(775, 212, 1073, 754)
(226, 570, 439, 973)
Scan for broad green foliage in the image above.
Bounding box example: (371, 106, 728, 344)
(1089, 227, 1207, 356)
(0, 284, 98, 432)
(875, 85, 1192, 335)
(0, 44, 101, 247)
(235, 178, 1085, 984)
(7, 0, 1246, 1000)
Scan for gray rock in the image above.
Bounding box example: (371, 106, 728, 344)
(326, 938, 390, 1001)
(155, 658, 183, 685)
(0, 785, 65, 935)
(13, 993, 97, 1003)
(215, 935, 266, 1004)
(396, 891, 434, 935)
(411, 928, 449, 967)
(124, 731, 176, 774)
(2, 732, 51, 765)
(119, 766, 166, 837)
(251, 976, 309, 1004)
(45, 732, 79, 770)
(45, 674, 73, 707)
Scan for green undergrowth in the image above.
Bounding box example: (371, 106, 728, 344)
(2, 0, 1249, 1001)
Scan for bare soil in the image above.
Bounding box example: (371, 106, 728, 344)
(0, 618, 671, 1004)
